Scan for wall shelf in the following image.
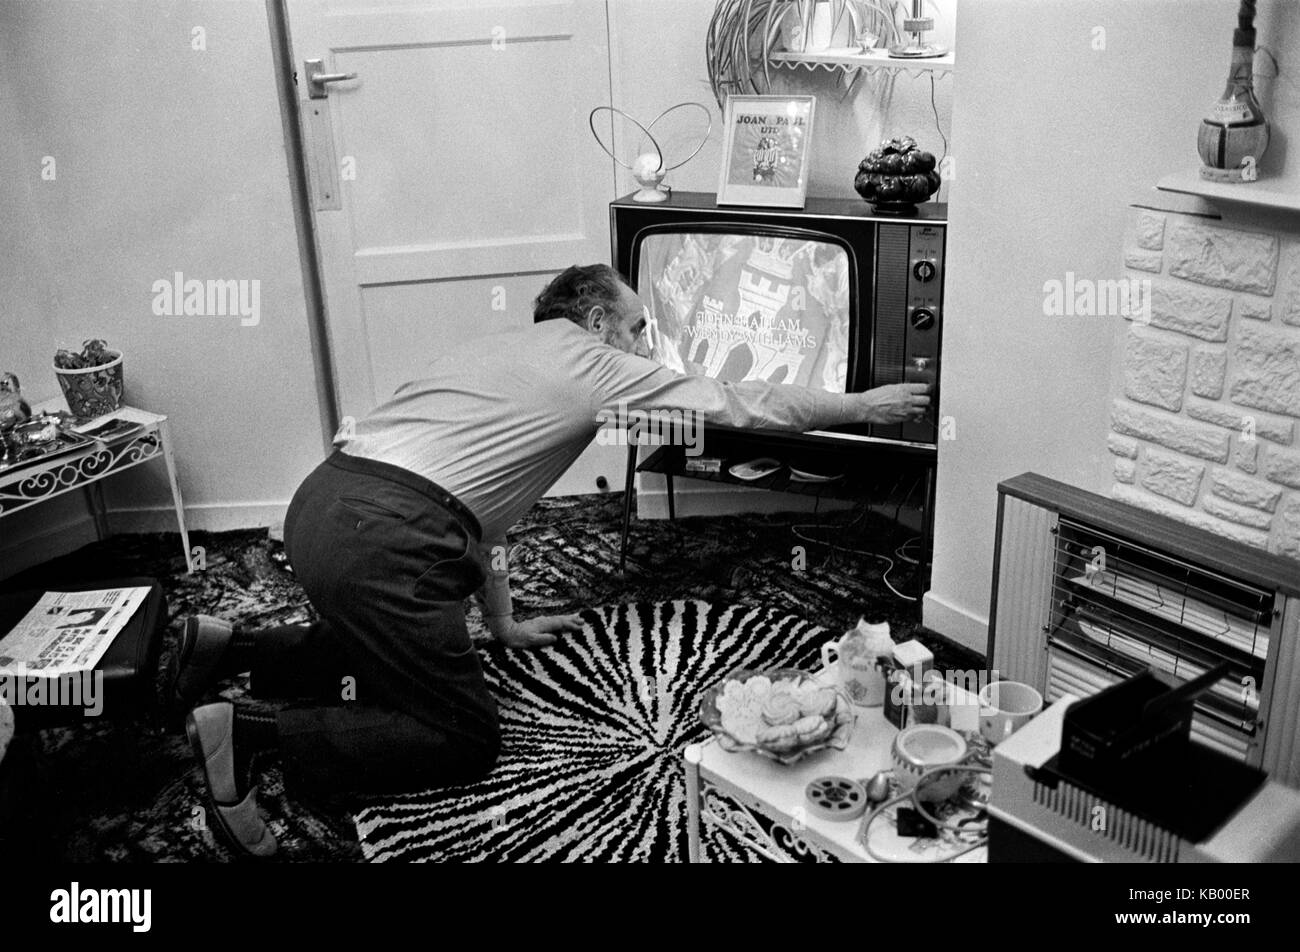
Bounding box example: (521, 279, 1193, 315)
(770, 48, 953, 79)
(1156, 169, 1300, 215)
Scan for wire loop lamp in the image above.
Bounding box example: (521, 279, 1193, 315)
(589, 103, 713, 202)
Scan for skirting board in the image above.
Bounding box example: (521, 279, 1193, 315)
(921, 590, 988, 657)
(634, 476, 923, 531)
(0, 502, 290, 580)
(109, 502, 288, 540)
(635, 483, 856, 520)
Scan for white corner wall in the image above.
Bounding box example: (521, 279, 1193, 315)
(925, 0, 1299, 653)
(1, 0, 326, 575)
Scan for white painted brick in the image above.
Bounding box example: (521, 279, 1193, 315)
(1234, 439, 1259, 474)
(1111, 401, 1230, 462)
(1186, 401, 1294, 444)
(1228, 326, 1300, 417)
(1283, 243, 1300, 328)
(1276, 495, 1300, 560)
(1202, 494, 1275, 530)
(1263, 446, 1300, 490)
(1210, 469, 1282, 511)
(1124, 248, 1162, 273)
(1189, 348, 1227, 399)
(1141, 282, 1232, 341)
(1114, 458, 1136, 483)
(1112, 484, 1270, 548)
(1107, 433, 1140, 458)
(1135, 212, 1166, 251)
(1124, 333, 1187, 411)
(1140, 449, 1205, 505)
(1238, 299, 1272, 322)
(1165, 219, 1278, 294)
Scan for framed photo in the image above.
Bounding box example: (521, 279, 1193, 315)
(716, 95, 816, 208)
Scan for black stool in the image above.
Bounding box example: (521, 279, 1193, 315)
(0, 577, 167, 730)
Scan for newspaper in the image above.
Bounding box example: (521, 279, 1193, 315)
(0, 587, 151, 677)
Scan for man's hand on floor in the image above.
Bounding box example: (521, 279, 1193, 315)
(491, 613, 585, 648)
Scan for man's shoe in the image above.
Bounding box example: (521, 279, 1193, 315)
(166, 615, 235, 715)
(185, 702, 278, 859)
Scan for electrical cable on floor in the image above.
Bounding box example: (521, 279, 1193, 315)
(790, 523, 917, 602)
(895, 536, 922, 565)
(788, 471, 925, 601)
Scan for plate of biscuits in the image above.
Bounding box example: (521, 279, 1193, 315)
(700, 668, 855, 765)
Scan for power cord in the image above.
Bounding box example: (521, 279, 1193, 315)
(790, 525, 917, 602)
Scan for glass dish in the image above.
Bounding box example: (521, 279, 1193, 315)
(700, 667, 855, 765)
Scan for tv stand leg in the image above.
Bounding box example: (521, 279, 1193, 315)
(619, 442, 637, 573)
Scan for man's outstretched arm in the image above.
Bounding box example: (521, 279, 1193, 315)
(586, 347, 929, 432)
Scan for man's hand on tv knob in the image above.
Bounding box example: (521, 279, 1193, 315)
(857, 382, 931, 424)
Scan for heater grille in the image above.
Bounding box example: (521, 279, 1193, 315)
(1046, 518, 1270, 755)
(988, 473, 1300, 786)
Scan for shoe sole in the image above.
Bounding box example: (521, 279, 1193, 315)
(185, 714, 272, 861)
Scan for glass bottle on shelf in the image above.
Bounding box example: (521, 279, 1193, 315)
(1197, 16, 1269, 182)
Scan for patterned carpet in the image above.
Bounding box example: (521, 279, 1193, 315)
(0, 491, 980, 862)
(358, 600, 828, 861)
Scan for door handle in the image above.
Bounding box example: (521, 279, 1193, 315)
(305, 58, 357, 99)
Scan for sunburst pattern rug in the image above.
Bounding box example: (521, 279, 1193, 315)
(356, 600, 826, 862)
(1, 492, 979, 862)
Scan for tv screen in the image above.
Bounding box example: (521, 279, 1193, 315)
(636, 231, 850, 394)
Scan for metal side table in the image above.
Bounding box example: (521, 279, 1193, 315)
(1, 402, 193, 572)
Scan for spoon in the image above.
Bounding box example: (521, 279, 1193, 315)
(864, 770, 892, 805)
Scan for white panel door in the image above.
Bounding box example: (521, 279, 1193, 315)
(285, 0, 622, 495)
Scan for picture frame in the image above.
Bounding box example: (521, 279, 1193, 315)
(716, 94, 816, 208)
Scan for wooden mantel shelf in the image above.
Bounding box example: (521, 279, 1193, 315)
(1157, 169, 1300, 215)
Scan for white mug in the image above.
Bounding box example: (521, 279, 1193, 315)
(821, 639, 886, 706)
(978, 680, 1043, 745)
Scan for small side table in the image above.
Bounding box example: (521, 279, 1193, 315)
(0, 402, 193, 572)
(684, 670, 987, 863)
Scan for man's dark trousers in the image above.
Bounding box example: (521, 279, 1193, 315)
(250, 450, 499, 796)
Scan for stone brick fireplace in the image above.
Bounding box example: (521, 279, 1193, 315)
(1113, 208, 1300, 560)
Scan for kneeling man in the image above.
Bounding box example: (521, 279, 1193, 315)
(166, 264, 930, 856)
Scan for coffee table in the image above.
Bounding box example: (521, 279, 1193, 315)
(1, 401, 193, 572)
(683, 668, 987, 863)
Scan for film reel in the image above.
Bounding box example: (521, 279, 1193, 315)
(804, 776, 868, 822)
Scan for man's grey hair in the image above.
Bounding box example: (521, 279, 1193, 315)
(534, 264, 625, 326)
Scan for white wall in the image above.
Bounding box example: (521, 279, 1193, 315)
(0, 0, 325, 575)
(610, 0, 956, 201)
(924, 0, 1300, 652)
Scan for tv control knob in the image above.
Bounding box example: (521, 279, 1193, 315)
(912, 259, 938, 283)
(909, 307, 936, 330)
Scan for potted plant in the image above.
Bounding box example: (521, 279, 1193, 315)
(53, 339, 125, 419)
(706, 0, 903, 106)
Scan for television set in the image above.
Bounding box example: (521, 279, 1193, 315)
(610, 190, 946, 451)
